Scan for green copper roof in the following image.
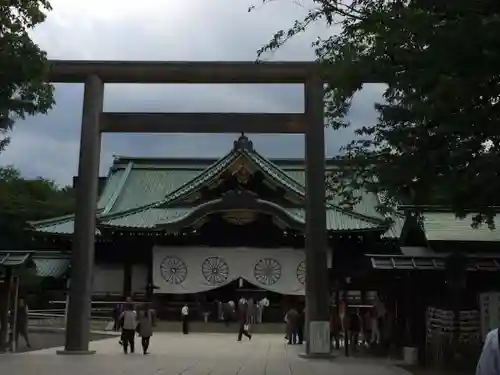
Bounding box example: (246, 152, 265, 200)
(31, 135, 400, 236)
(100, 208, 192, 228)
(0, 251, 70, 278)
(99, 200, 384, 232)
(0, 251, 34, 267)
(32, 252, 71, 278)
(31, 214, 102, 235)
(97, 167, 126, 210)
(423, 213, 500, 242)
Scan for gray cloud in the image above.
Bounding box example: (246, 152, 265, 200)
(0, 0, 384, 185)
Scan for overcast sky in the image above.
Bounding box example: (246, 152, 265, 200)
(0, 0, 384, 186)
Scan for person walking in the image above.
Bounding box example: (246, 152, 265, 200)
(181, 304, 189, 334)
(285, 307, 299, 345)
(247, 298, 255, 324)
(237, 302, 252, 341)
(15, 298, 31, 349)
(119, 303, 137, 354)
(297, 306, 305, 345)
(330, 307, 341, 349)
(369, 306, 381, 345)
(118, 296, 134, 345)
(348, 308, 362, 352)
(113, 303, 122, 332)
(137, 305, 154, 355)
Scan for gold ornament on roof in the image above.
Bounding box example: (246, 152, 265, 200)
(223, 210, 257, 225)
(233, 132, 254, 152)
(233, 164, 252, 184)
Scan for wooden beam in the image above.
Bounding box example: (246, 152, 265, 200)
(99, 112, 307, 134)
(48, 60, 318, 84)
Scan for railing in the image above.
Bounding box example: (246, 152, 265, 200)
(26, 301, 123, 330)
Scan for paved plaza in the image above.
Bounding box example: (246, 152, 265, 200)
(0, 333, 411, 375)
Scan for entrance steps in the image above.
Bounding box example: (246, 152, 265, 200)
(155, 321, 286, 334)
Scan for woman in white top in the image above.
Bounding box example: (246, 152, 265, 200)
(119, 304, 137, 354)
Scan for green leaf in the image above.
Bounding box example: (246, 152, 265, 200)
(258, 0, 500, 228)
(0, 1, 54, 154)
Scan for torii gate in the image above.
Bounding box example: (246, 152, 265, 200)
(48, 60, 330, 356)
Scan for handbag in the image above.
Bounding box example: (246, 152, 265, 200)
(244, 323, 250, 331)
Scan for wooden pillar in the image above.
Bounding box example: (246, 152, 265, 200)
(10, 276, 20, 353)
(304, 74, 329, 356)
(146, 247, 154, 300)
(0, 268, 12, 347)
(403, 273, 414, 347)
(334, 289, 341, 349)
(60, 74, 103, 354)
(343, 279, 350, 357)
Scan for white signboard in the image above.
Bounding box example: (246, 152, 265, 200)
(479, 292, 500, 340)
(153, 246, 306, 295)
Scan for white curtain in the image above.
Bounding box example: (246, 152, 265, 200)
(152, 246, 306, 295)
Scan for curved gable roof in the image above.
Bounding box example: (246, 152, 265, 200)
(30, 135, 394, 235)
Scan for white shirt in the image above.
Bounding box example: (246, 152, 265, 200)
(477, 329, 500, 375)
(181, 306, 189, 316)
(120, 310, 137, 330)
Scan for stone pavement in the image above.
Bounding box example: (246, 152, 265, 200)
(0, 333, 411, 375)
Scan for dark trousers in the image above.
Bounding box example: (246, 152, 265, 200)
(122, 329, 135, 353)
(15, 324, 30, 348)
(182, 316, 189, 334)
(141, 336, 150, 353)
(287, 325, 298, 344)
(237, 323, 251, 341)
(297, 325, 304, 344)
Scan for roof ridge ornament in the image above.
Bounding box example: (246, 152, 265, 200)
(233, 132, 254, 152)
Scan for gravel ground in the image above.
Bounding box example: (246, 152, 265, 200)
(2, 328, 115, 354)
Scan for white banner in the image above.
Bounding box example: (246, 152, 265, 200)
(153, 246, 306, 295)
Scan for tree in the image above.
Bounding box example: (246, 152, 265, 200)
(253, 0, 500, 227)
(0, 166, 75, 248)
(0, 0, 54, 152)
(0, 166, 73, 348)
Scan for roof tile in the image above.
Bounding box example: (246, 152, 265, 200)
(423, 213, 500, 242)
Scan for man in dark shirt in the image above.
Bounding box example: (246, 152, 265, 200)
(348, 308, 361, 352)
(297, 306, 305, 345)
(237, 303, 252, 341)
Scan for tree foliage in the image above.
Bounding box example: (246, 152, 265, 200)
(0, 0, 54, 152)
(253, 0, 500, 228)
(0, 166, 74, 247)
